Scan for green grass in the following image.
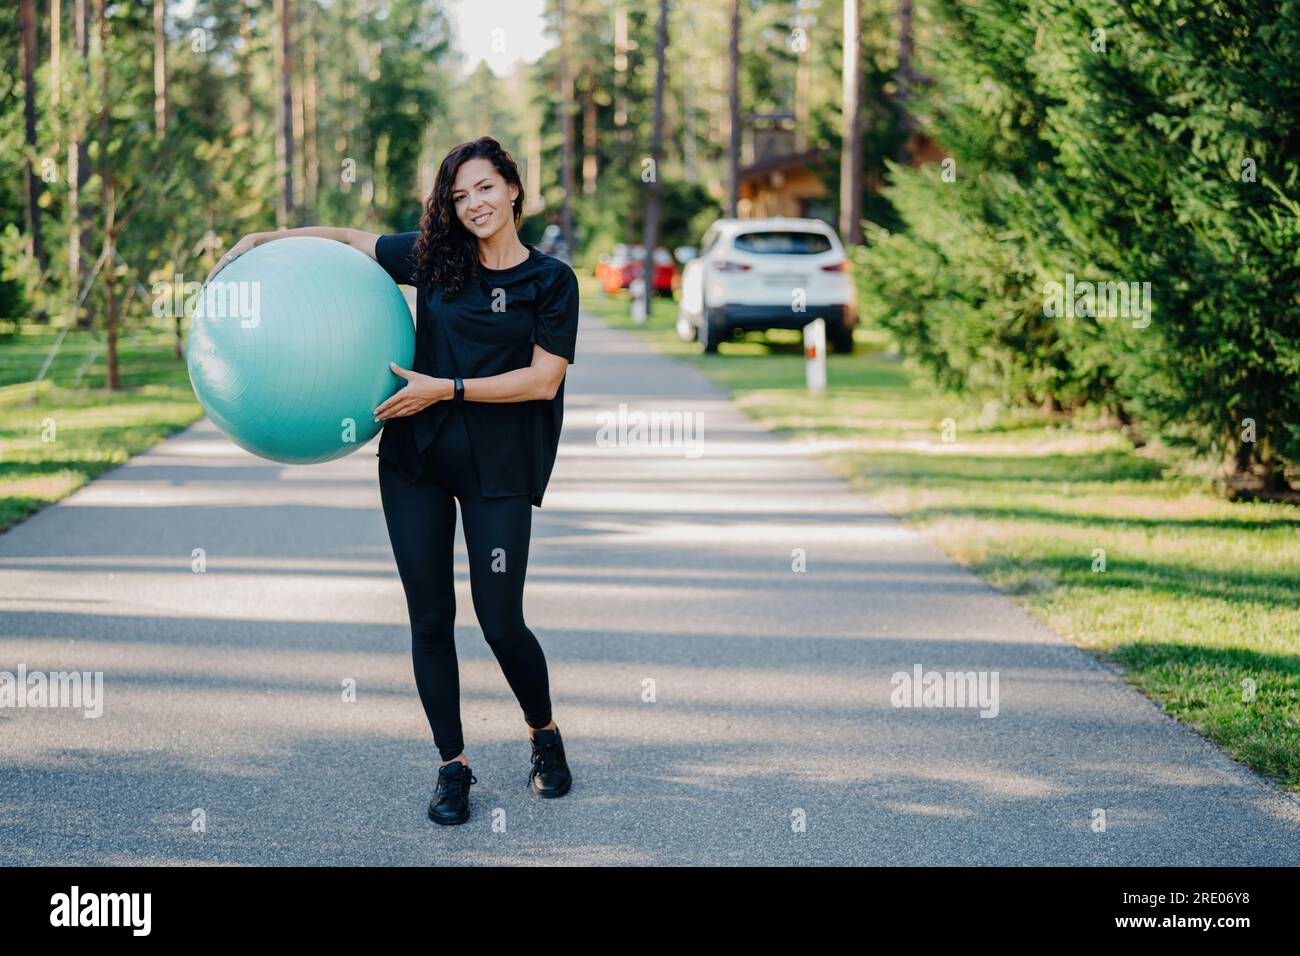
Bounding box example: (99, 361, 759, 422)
(583, 275, 1300, 793)
(0, 320, 203, 532)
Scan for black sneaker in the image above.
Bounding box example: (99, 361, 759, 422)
(528, 727, 572, 798)
(428, 761, 477, 825)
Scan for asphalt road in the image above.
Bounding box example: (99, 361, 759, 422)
(3, 309, 1298, 865)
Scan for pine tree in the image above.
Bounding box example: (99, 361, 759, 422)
(857, 0, 1300, 495)
(857, 0, 1116, 410)
(1031, 0, 1300, 495)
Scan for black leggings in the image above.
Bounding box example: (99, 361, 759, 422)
(378, 404, 552, 762)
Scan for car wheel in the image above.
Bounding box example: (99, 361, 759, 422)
(829, 324, 855, 354)
(700, 308, 725, 354)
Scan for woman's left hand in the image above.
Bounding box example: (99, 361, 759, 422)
(374, 364, 452, 420)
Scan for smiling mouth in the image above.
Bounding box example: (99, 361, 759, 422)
(471, 211, 491, 226)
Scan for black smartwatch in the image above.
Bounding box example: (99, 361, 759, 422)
(453, 377, 464, 403)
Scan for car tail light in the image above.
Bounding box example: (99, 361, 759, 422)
(821, 261, 847, 272)
(713, 260, 751, 272)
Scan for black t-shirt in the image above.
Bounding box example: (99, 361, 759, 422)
(372, 232, 579, 507)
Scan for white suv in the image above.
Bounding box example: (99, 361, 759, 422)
(676, 217, 858, 353)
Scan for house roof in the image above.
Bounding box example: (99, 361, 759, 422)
(738, 148, 824, 181)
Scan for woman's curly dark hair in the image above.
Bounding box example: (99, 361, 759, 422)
(409, 136, 526, 299)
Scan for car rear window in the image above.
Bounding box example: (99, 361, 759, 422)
(732, 231, 833, 254)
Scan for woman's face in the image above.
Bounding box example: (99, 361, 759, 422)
(451, 157, 517, 239)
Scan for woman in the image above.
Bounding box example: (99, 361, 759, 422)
(205, 137, 579, 826)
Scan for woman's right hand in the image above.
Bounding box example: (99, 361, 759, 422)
(204, 232, 264, 286)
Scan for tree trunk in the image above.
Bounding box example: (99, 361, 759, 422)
(154, 0, 167, 140)
(840, 0, 863, 244)
(339, 5, 354, 194)
(640, 0, 670, 317)
(1106, 401, 1145, 448)
(527, 128, 542, 213)
(21, 0, 48, 277)
(682, 71, 696, 182)
(726, 0, 740, 217)
(558, 0, 575, 256)
(304, 2, 319, 210)
(49, 0, 59, 110)
(72, 0, 94, 330)
(292, 25, 306, 212)
(276, 0, 295, 227)
(582, 75, 597, 195)
(794, 8, 810, 152)
(239, 6, 255, 121)
(97, 0, 119, 390)
(45, 0, 59, 326)
(1225, 433, 1296, 500)
(613, 4, 628, 144)
(105, 275, 120, 390)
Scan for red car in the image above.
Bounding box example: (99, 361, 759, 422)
(603, 245, 677, 297)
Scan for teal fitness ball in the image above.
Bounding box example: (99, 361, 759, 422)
(185, 236, 415, 464)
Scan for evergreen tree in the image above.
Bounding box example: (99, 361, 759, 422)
(857, 0, 1300, 494)
(856, 0, 1113, 410)
(1031, 0, 1300, 494)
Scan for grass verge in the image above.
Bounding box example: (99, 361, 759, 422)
(0, 321, 202, 533)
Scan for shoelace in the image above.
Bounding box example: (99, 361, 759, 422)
(437, 766, 477, 799)
(530, 739, 563, 779)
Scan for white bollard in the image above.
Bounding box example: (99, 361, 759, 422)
(630, 278, 647, 324)
(804, 317, 826, 392)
